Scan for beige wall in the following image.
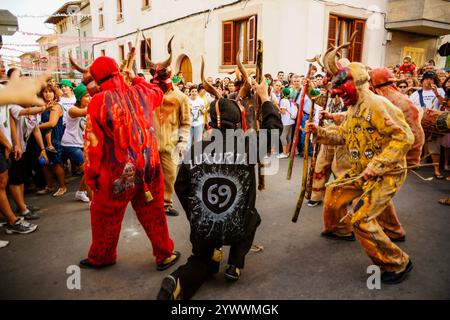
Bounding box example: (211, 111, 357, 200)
(387, 0, 450, 23)
(384, 30, 438, 67)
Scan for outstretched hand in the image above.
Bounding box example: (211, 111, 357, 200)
(1, 69, 52, 106)
(255, 76, 270, 103)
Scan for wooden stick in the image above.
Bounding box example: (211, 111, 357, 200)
(292, 100, 316, 223)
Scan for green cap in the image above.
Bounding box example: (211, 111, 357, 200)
(281, 87, 291, 97)
(60, 79, 73, 88)
(73, 84, 88, 102)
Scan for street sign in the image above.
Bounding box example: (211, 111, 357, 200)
(0, 10, 18, 36)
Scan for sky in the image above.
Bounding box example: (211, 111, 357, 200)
(0, 0, 68, 64)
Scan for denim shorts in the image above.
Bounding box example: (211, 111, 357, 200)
(62, 146, 84, 166)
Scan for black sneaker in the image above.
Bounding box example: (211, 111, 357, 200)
(20, 210, 40, 220)
(26, 204, 41, 212)
(157, 275, 182, 300)
(5, 218, 37, 234)
(321, 231, 356, 241)
(156, 251, 181, 271)
(224, 265, 241, 281)
(381, 260, 413, 284)
(79, 259, 116, 269)
(307, 200, 322, 207)
(165, 208, 179, 216)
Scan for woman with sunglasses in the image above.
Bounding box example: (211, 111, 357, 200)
(397, 80, 408, 96)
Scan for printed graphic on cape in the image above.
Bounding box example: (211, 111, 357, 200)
(190, 164, 251, 244)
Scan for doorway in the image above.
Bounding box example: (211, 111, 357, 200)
(179, 55, 192, 83)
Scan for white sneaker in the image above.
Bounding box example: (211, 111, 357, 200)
(277, 153, 289, 159)
(0, 240, 9, 248)
(75, 191, 90, 203)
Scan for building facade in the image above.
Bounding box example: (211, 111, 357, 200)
(45, 0, 92, 81)
(85, 0, 449, 82)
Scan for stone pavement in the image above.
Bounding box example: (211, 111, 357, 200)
(0, 159, 449, 299)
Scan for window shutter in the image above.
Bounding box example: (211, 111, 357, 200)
(351, 19, 365, 62)
(140, 38, 151, 70)
(223, 21, 234, 65)
(328, 15, 338, 49)
(247, 15, 257, 64)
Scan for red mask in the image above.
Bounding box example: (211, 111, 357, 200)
(331, 68, 358, 107)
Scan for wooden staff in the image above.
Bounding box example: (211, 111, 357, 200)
(125, 28, 140, 72)
(287, 62, 314, 180)
(292, 99, 316, 223)
(255, 40, 265, 191)
(305, 90, 328, 200)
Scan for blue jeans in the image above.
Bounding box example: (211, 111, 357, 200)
(62, 146, 84, 166)
(297, 113, 313, 155)
(189, 125, 204, 145)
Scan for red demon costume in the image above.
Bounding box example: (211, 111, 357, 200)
(81, 56, 178, 269)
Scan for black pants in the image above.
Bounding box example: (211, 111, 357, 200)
(25, 135, 46, 189)
(170, 210, 261, 300)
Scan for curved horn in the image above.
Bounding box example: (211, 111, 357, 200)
(349, 31, 358, 49)
(145, 55, 155, 70)
(236, 50, 252, 99)
(322, 46, 335, 75)
(306, 54, 324, 69)
(325, 41, 351, 76)
(69, 54, 88, 73)
(201, 56, 222, 100)
(159, 35, 174, 69)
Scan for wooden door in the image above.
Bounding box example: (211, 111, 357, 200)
(179, 55, 192, 83)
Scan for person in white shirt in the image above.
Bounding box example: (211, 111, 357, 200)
(409, 71, 446, 178)
(61, 84, 90, 203)
(409, 71, 445, 110)
(9, 103, 49, 220)
(277, 88, 297, 158)
(188, 85, 205, 144)
(58, 79, 77, 126)
(0, 99, 37, 234)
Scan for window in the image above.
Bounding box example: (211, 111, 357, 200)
(84, 51, 89, 67)
(142, 0, 150, 10)
(140, 38, 151, 70)
(99, 7, 104, 29)
(60, 21, 67, 33)
(402, 47, 425, 67)
(101, 49, 106, 57)
(117, 0, 123, 21)
(328, 14, 365, 62)
(118, 45, 125, 62)
(222, 15, 257, 65)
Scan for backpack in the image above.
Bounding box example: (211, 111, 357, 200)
(418, 89, 426, 108)
(189, 163, 252, 245)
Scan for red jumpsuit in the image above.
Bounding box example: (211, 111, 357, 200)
(84, 74, 174, 267)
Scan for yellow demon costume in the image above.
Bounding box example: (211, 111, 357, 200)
(316, 61, 414, 278)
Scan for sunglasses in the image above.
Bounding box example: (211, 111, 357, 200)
(398, 85, 407, 88)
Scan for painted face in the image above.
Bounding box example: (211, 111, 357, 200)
(331, 68, 358, 107)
